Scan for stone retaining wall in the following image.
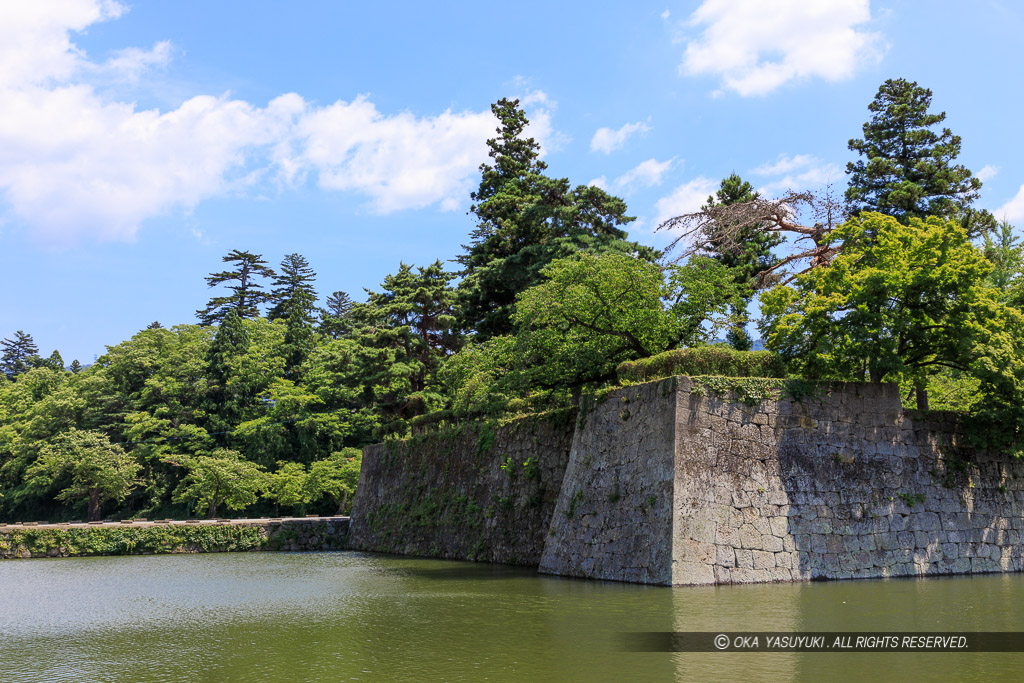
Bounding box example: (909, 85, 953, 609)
(347, 409, 575, 565)
(0, 517, 349, 559)
(353, 376, 1024, 586)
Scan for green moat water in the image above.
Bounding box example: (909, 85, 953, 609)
(2, 552, 1023, 681)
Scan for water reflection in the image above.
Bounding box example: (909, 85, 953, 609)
(1, 553, 1023, 681)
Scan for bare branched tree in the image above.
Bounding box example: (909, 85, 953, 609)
(657, 186, 850, 285)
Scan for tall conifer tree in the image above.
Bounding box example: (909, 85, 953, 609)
(196, 250, 277, 326)
(456, 98, 656, 340)
(846, 78, 993, 232)
(268, 253, 318, 321)
(1, 330, 40, 379)
(701, 174, 781, 349)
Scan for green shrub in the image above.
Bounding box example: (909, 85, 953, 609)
(616, 346, 785, 383)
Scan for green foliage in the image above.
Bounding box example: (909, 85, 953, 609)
(846, 78, 991, 231)
(760, 212, 1024, 453)
(196, 249, 277, 326)
(306, 448, 361, 515)
(319, 290, 353, 340)
(1, 331, 40, 380)
(688, 376, 791, 406)
(347, 260, 460, 436)
(456, 98, 656, 339)
(984, 220, 1024, 295)
(617, 346, 784, 383)
(701, 174, 781, 349)
(508, 251, 740, 391)
(264, 461, 310, 512)
(1, 524, 270, 557)
(169, 450, 266, 519)
(267, 253, 318, 322)
(760, 213, 1005, 385)
(896, 492, 926, 507)
(25, 428, 140, 521)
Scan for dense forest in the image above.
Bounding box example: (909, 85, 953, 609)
(3, 79, 1023, 523)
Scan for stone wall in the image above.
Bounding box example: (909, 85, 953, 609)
(538, 379, 677, 584)
(0, 517, 349, 559)
(672, 377, 1024, 585)
(352, 376, 1024, 586)
(347, 409, 575, 565)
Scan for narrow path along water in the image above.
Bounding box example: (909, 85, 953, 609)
(2, 552, 1023, 681)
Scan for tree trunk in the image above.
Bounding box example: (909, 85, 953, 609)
(207, 498, 218, 519)
(337, 491, 348, 516)
(87, 489, 102, 522)
(915, 377, 929, 411)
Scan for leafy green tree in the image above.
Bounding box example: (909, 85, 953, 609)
(268, 253, 318, 322)
(512, 252, 740, 389)
(233, 377, 350, 467)
(319, 290, 353, 339)
(1, 331, 40, 379)
(760, 212, 1010, 409)
(438, 336, 520, 416)
(69, 360, 82, 374)
(196, 250, 277, 325)
(26, 428, 140, 521)
(169, 449, 265, 518)
(299, 339, 379, 447)
(306, 448, 361, 515)
(984, 220, 1023, 294)
(701, 174, 781, 349)
(456, 98, 657, 339)
(846, 78, 993, 232)
(264, 461, 309, 516)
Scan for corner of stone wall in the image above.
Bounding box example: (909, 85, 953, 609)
(538, 379, 678, 585)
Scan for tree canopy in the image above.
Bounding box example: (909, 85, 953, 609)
(846, 78, 992, 232)
(456, 98, 657, 340)
(196, 250, 277, 326)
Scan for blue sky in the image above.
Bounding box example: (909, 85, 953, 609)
(2, 0, 1022, 364)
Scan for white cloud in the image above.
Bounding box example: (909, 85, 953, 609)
(751, 153, 842, 196)
(0, 1, 555, 241)
(997, 185, 1024, 223)
(679, 0, 886, 96)
(614, 158, 675, 192)
(977, 164, 999, 183)
(289, 97, 495, 213)
(590, 121, 651, 154)
(753, 153, 820, 176)
(97, 40, 173, 83)
(653, 176, 717, 227)
(661, 9, 671, 20)
(587, 158, 674, 196)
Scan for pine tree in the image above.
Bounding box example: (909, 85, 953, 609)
(204, 309, 251, 443)
(846, 78, 993, 232)
(1, 330, 40, 379)
(147, 321, 163, 330)
(349, 261, 460, 432)
(196, 250, 277, 326)
(319, 290, 353, 340)
(456, 98, 657, 339)
(268, 253, 318, 321)
(701, 174, 781, 350)
(70, 359, 83, 374)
